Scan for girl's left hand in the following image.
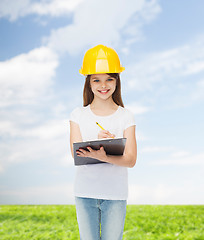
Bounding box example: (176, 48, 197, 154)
(76, 146, 107, 162)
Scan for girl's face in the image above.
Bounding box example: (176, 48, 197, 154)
(90, 74, 116, 101)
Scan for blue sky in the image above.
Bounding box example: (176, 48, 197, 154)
(0, 0, 203, 204)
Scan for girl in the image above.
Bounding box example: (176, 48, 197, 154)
(69, 44, 137, 240)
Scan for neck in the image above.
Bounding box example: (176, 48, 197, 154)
(90, 97, 117, 110)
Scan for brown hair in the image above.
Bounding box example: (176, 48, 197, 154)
(83, 73, 124, 107)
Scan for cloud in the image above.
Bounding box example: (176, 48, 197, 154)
(128, 184, 176, 204)
(2, 182, 203, 204)
(0, 184, 75, 204)
(171, 151, 189, 158)
(0, 0, 30, 21)
(30, 0, 84, 17)
(0, 0, 161, 55)
(0, 118, 72, 172)
(140, 145, 204, 166)
(126, 102, 150, 115)
(0, 118, 68, 139)
(136, 131, 147, 141)
(0, 0, 84, 21)
(128, 183, 204, 204)
(141, 146, 174, 153)
(0, 46, 58, 106)
(24, 119, 68, 139)
(46, 0, 161, 55)
(0, 164, 3, 173)
(191, 78, 204, 102)
(152, 152, 204, 166)
(125, 35, 204, 92)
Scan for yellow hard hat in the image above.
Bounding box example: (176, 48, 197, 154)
(79, 44, 125, 75)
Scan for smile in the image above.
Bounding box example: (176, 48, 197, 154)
(98, 90, 110, 94)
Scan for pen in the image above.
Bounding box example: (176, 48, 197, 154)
(96, 122, 114, 138)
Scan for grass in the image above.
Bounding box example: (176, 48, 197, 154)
(124, 205, 204, 240)
(0, 205, 203, 239)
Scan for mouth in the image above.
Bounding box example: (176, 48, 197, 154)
(98, 89, 110, 94)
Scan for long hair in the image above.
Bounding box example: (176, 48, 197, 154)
(83, 73, 124, 107)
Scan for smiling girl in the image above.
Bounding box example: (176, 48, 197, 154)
(69, 45, 137, 240)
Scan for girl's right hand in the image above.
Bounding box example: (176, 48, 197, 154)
(98, 130, 115, 139)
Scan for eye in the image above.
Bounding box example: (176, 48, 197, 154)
(107, 78, 114, 81)
(93, 79, 99, 82)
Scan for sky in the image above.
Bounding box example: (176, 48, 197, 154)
(0, 0, 204, 205)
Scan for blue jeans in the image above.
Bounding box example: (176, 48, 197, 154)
(75, 197, 127, 240)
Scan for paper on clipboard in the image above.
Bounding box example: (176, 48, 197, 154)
(73, 138, 126, 166)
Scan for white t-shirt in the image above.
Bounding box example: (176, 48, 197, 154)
(69, 104, 135, 200)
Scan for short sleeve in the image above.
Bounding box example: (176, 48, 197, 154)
(124, 109, 135, 130)
(69, 107, 81, 124)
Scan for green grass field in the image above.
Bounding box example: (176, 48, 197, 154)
(0, 205, 203, 239)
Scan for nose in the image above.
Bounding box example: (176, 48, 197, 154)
(101, 82, 107, 88)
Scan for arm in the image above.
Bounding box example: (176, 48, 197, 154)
(69, 120, 82, 158)
(77, 125, 137, 168)
(103, 125, 137, 168)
